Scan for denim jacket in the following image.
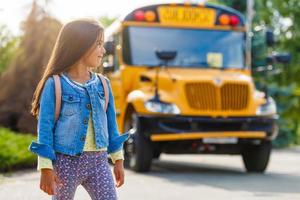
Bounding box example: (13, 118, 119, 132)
(29, 72, 129, 160)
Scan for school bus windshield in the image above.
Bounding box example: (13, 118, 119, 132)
(123, 26, 246, 69)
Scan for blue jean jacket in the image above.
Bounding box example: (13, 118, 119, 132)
(28, 72, 129, 160)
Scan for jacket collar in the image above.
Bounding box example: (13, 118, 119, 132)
(61, 71, 98, 91)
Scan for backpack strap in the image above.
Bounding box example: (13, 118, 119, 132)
(97, 73, 109, 112)
(52, 75, 61, 121)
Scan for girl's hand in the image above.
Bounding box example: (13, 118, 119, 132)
(113, 160, 125, 187)
(40, 169, 61, 195)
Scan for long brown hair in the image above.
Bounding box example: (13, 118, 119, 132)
(31, 19, 104, 118)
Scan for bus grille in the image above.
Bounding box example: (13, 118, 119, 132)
(185, 82, 249, 111)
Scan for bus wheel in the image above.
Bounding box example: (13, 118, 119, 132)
(124, 112, 153, 172)
(153, 149, 161, 159)
(242, 141, 272, 173)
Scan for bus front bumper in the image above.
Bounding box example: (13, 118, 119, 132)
(137, 115, 278, 142)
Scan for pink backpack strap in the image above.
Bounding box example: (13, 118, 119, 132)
(52, 75, 61, 121)
(97, 73, 109, 112)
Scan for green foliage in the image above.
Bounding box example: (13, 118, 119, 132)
(99, 15, 117, 28)
(218, 0, 247, 13)
(214, 0, 300, 146)
(0, 25, 19, 73)
(267, 83, 299, 147)
(256, 0, 300, 146)
(0, 127, 36, 172)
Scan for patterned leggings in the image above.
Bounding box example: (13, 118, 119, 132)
(52, 151, 117, 200)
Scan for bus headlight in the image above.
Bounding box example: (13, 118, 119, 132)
(256, 97, 277, 116)
(145, 100, 180, 114)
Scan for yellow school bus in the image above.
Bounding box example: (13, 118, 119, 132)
(103, 3, 278, 172)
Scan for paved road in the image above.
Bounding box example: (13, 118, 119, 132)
(0, 147, 299, 200)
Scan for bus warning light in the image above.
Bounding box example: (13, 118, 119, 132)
(134, 10, 145, 21)
(145, 11, 156, 22)
(230, 15, 240, 26)
(219, 14, 230, 25)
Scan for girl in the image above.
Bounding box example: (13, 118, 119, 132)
(29, 19, 129, 200)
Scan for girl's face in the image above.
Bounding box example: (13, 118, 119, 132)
(82, 34, 106, 69)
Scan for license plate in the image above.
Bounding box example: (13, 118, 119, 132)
(203, 137, 238, 144)
(158, 6, 216, 27)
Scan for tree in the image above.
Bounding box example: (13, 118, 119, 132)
(0, 1, 61, 133)
(99, 15, 117, 28)
(211, 0, 300, 146)
(258, 0, 300, 145)
(0, 25, 19, 73)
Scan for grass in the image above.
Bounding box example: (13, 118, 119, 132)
(0, 127, 36, 172)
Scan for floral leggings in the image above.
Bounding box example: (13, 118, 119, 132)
(52, 151, 117, 200)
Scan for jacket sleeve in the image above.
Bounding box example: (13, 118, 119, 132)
(106, 79, 129, 154)
(28, 77, 56, 160)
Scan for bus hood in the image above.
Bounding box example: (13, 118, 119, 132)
(141, 68, 253, 83)
(140, 67, 259, 116)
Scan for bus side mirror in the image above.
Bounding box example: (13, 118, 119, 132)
(266, 53, 292, 65)
(266, 29, 275, 47)
(104, 41, 115, 55)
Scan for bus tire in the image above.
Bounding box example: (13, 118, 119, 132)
(242, 141, 272, 173)
(153, 149, 161, 159)
(124, 112, 153, 172)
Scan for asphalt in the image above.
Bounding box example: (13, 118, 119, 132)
(0, 146, 299, 200)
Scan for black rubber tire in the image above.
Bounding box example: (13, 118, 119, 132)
(153, 149, 161, 159)
(124, 112, 153, 172)
(242, 141, 272, 173)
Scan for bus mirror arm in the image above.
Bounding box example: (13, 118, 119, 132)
(149, 50, 177, 103)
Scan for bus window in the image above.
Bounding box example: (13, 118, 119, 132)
(122, 26, 245, 69)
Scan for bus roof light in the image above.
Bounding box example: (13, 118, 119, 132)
(134, 10, 145, 21)
(219, 14, 230, 25)
(230, 15, 240, 26)
(145, 11, 156, 22)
